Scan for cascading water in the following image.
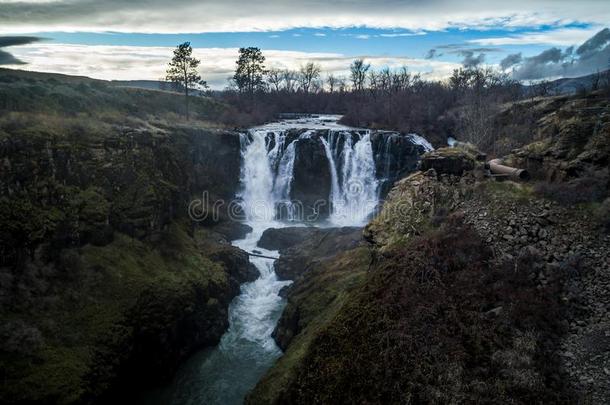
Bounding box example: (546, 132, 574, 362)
(144, 115, 432, 405)
(322, 131, 379, 226)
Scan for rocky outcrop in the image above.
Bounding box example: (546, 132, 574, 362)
(364, 168, 475, 250)
(502, 92, 610, 183)
(419, 147, 476, 176)
(258, 227, 322, 251)
(291, 138, 332, 218)
(0, 71, 252, 404)
(272, 227, 363, 280)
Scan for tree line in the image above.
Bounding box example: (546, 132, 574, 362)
(164, 42, 540, 153)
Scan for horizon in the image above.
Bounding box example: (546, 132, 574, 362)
(0, 1, 609, 89)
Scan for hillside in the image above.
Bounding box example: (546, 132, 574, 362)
(0, 69, 256, 403)
(247, 91, 610, 404)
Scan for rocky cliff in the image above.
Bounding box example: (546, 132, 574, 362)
(247, 91, 610, 403)
(0, 70, 254, 404)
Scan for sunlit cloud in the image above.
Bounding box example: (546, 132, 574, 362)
(6, 43, 461, 88)
(469, 26, 604, 46)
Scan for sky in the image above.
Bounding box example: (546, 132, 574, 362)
(0, 0, 609, 88)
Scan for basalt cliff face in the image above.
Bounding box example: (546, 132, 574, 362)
(0, 70, 255, 404)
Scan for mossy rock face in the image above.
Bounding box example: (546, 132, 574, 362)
(250, 220, 571, 405)
(364, 170, 475, 251)
(507, 93, 610, 182)
(0, 224, 255, 404)
(419, 147, 476, 176)
(0, 71, 252, 404)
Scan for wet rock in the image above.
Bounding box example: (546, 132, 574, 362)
(290, 137, 332, 220)
(210, 221, 253, 242)
(274, 227, 363, 280)
(258, 227, 322, 251)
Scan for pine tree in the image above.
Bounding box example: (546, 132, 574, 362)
(166, 42, 205, 120)
(233, 47, 267, 98)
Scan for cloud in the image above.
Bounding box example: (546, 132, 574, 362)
(0, 50, 26, 65)
(469, 26, 604, 46)
(576, 27, 610, 56)
(314, 33, 326, 37)
(457, 50, 486, 67)
(500, 52, 522, 70)
(425, 49, 437, 59)
(1, 1, 610, 34)
(6, 43, 461, 88)
(428, 44, 491, 66)
(0, 36, 41, 65)
(355, 34, 370, 40)
(509, 28, 610, 80)
(378, 31, 426, 37)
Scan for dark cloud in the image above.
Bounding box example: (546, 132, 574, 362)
(437, 44, 463, 50)
(433, 44, 499, 66)
(0, 36, 41, 48)
(511, 28, 610, 80)
(0, 50, 26, 65)
(458, 50, 485, 67)
(467, 47, 501, 53)
(500, 52, 522, 70)
(529, 47, 563, 64)
(0, 36, 42, 65)
(576, 27, 610, 57)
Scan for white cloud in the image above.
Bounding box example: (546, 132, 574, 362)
(355, 35, 370, 40)
(469, 26, 603, 46)
(0, 0, 609, 34)
(6, 43, 461, 88)
(314, 33, 326, 37)
(379, 32, 427, 38)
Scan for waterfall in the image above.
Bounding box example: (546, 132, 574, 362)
(324, 132, 379, 226)
(238, 131, 276, 222)
(151, 115, 432, 405)
(240, 128, 382, 226)
(239, 123, 435, 226)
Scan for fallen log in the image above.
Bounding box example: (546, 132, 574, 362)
(247, 252, 280, 260)
(488, 158, 530, 181)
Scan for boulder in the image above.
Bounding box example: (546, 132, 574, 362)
(419, 147, 476, 176)
(257, 227, 321, 251)
(274, 227, 363, 280)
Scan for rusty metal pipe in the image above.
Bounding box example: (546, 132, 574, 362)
(488, 158, 530, 181)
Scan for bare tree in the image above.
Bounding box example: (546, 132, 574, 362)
(267, 68, 283, 92)
(282, 69, 298, 93)
(350, 59, 370, 92)
(299, 62, 321, 93)
(326, 73, 338, 93)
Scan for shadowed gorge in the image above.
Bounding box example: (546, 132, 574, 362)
(1, 7, 610, 403)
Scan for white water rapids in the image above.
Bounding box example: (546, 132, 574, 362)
(144, 115, 432, 404)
